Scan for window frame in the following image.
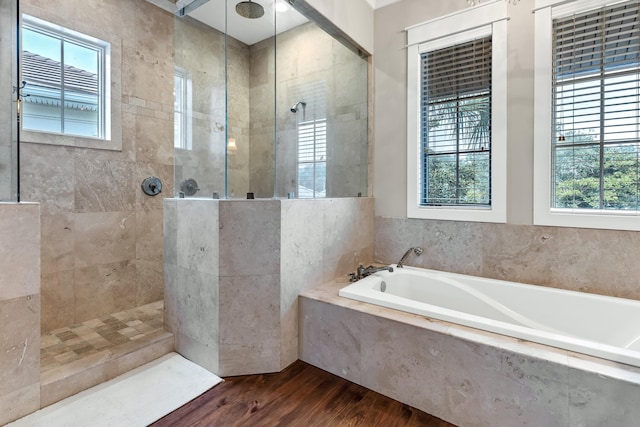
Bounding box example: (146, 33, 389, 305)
(533, 0, 640, 231)
(20, 14, 121, 152)
(174, 67, 193, 150)
(406, 0, 508, 223)
(297, 117, 327, 199)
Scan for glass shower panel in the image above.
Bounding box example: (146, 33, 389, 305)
(0, 0, 19, 201)
(173, 3, 228, 199)
(173, 0, 369, 200)
(227, 0, 278, 199)
(274, 16, 369, 198)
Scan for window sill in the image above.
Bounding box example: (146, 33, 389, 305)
(21, 129, 122, 151)
(534, 208, 640, 231)
(407, 204, 506, 223)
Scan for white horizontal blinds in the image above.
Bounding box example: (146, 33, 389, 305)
(552, 1, 640, 210)
(421, 36, 492, 206)
(174, 72, 185, 149)
(297, 82, 327, 198)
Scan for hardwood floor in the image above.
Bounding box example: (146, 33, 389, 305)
(151, 360, 456, 427)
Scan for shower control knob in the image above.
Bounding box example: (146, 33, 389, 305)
(141, 176, 163, 196)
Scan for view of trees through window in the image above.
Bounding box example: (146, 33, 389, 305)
(421, 36, 492, 207)
(424, 96, 491, 205)
(552, 1, 640, 211)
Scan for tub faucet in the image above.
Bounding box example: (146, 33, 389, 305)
(397, 247, 424, 268)
(349, 264, 394, 282)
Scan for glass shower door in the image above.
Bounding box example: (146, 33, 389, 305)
(0, 0, 19, 201)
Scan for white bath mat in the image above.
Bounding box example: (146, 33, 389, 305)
(8, 352, 222, 427)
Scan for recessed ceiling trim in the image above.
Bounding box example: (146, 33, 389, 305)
(176, 0, 211, 16)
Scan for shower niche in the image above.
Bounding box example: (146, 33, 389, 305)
(173, 0, 370, 200)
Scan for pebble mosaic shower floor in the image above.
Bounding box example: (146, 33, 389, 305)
(40, 301, 164, 372)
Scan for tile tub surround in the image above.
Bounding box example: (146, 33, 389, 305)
(375, 216, 640, 301)
(0, 203, 41, 426)
(164, 197, 373, 376)
(300, 279, 640, 427)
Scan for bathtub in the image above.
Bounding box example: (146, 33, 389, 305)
(339, 265, 640, 368)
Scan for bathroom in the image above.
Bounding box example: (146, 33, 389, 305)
(2, 0, 640, 426)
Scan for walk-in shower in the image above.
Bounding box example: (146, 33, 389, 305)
(172, 0, 370, 199)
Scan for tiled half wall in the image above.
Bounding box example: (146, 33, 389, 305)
(163, 197, 373, 376)
(0, 203, 41, 425)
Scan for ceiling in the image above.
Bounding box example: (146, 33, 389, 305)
(188, 0, 309, 45)
(364, 0, 403, 8)
(185, 0, 404, 46)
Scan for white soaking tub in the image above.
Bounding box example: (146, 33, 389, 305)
(339, 265, 640, 368)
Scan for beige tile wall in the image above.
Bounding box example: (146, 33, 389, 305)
(20, 0, 174, 332)
(0, 203, 41, 425)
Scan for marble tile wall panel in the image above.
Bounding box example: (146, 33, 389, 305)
(375, 217, 640, 300)
(74, 211, 136, 269)
(162, 199, 178, 267)
(176, 200, 219, 275)
(219, 274, 281, 375)
(40, 213, 74, 275)
(568, 362, 640, 425)
(441, 335, 570, 427)
(165, 265, 219, 348)
(20, 143, 75, 216)
(164, 199, 220, 373)
(74, 260, 137, 322)
(359, 312, 449, 418)
(219, 200, 281, 277)
(299, 297, 362, 384)
(41, 270, 74, 331)
(0, 383, 40, 426)
(136, 209, 164, 260)
(280, 199, 325, 369)
(135, 256, 164, 306)
(0, 294, 41, 425)
(323, 198, 374, 282)
(74, 157, 136, 213)
(0, 203, 40, 300)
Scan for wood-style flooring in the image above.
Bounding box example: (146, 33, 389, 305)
(151, 360, 456, 427)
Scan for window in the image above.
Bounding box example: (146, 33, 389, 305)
(421, 36, 492, 207)
(534, 0, 640, 230)
(21, 15, 109, 139)
(295, 81, 327, 198)
(406, 1, 507, 222)
(297, 118, 327, 198)
(174, 68, 192, 150)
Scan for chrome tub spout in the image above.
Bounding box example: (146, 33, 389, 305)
(397, 247, 423, 268)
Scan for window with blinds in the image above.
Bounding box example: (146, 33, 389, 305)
(421, 36, 492, 206)
(297, 118, 327, 198)
(552, 0, 640, 210)
(174, 69, 190, 150)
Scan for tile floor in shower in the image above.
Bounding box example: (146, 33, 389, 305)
(40, 301, 165, 373)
